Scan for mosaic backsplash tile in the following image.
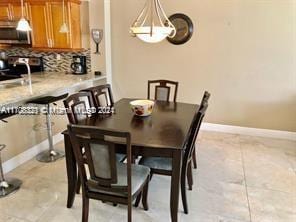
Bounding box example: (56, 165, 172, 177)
(0, 47, 91, 73)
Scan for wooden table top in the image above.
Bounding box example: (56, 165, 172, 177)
(82, 98, 198, 150)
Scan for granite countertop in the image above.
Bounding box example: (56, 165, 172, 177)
(0, 72, 106, 107)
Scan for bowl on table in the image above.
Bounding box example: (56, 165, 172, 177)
(130, 100, 155, 117)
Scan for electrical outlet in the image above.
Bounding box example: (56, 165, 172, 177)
(18, 58, 29, 63)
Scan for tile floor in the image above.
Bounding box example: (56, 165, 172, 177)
(0, 131, 295, 222)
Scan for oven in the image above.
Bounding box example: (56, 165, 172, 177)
(0, 20, 31, 45)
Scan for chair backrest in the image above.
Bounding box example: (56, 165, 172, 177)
(63, 91, 95, 124)
(82, 84, 114, 108)
(183, 91, 210, 165)
(148, 80, 179, 102)
(67, 124, 132, 194)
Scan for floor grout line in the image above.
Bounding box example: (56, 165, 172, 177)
(239, 140, 253, 222)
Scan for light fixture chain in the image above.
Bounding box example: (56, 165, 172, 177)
(150, 0, 154, 36)
(132, 0, 149, 27)
(21, 0, 24, 18)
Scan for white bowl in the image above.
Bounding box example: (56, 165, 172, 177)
(130, 100, 155, 116)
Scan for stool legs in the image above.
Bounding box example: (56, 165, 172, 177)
(0, 145, 22, 198)
(36, 104, 64, 163)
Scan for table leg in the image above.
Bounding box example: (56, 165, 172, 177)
(170, 150, 182, 222)
(64, 134, 77, 208)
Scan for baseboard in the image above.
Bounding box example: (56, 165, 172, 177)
(201, 123, 296, 141)
(2, 133, 64, 174)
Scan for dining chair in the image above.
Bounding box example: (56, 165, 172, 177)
(192, 91, 211, 169)
(137, 92, 210, 214)
(63, 91, 96, 124)
(63, 92, 126, 195)
(148, 80, 179, 102)
(67, 124, 150, 222)
(81, 84, 114, 108)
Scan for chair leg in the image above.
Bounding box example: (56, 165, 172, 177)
(76, 176, 81, 194)
(192, 145, 197, 169)
(134, 191, 141, 207)
(181, 165, 189, 214)
(187, 162, 193, 191)
(82, 195, 89, 222)
(149, 172, 153, 181)
(142, 178, 149, 211)
(128, 198, 132, 222)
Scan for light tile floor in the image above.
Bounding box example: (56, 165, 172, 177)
(0, 131, 295, 222)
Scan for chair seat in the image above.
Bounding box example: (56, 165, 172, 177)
(88, 162, 150, 197)
(27, 93, 69, 105)
(139, 157, 172, 171)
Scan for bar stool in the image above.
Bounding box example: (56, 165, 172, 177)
(0, 144, 22, 197)
(0, 113, 22, 197)
(27, 93, 68, 163)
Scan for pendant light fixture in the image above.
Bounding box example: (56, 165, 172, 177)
(130, 0, 176, 43)
(16, 0, 32, 31)
(59, 0, 69, 33)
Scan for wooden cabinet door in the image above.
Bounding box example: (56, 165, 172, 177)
(0, 3, 11, 20)
(10, 3, 28, 20)
(28, 2, 50, 48)
(47, 2, 70, 49)
(69, 2, 81, 49)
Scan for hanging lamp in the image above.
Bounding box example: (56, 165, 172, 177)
(16, 0, 32, 31)
(59, 0, 69, 33)
(130, 0, 176, 43)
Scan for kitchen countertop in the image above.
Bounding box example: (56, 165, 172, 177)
(0, 72, 106, 107)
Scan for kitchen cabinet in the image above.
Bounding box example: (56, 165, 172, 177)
(27, 2, 50, 48)
(28, 0, 82, 50)
(68, 2, 81, 49)
(47, 1, 70, 48)
(0, 2, 28, 21)
(1, 0, 82, 50)
(0, 3, 11, 20)
(10, 3, 28, 20)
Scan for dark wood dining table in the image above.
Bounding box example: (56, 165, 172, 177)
(63, 98, 198, 222)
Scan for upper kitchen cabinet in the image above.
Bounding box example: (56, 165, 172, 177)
(0, 3, 11, 20)
(28, 0, 82, 50)
(10, 2, 28, 20)
(0, 0, 82, 50)
(27, 1, 50, 48)
(0, 1, 28, 21)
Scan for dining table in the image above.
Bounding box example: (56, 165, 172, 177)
(63, 98, 198, 222)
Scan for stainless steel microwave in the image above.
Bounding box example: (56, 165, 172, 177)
(0, 20, 31, 45)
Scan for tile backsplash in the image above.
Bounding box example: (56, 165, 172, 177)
(0, 47, 91, 73)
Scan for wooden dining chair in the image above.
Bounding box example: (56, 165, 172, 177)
(192, 91, 211, 169)
(148, 80, 179, 102)
(137, 92, 210, 214)
(68, 124, 150, 222)
(81, 84, 114, 108)
(63, 92, 126, 195)
(63, 91, 96, 124)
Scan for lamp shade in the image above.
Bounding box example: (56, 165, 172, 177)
(16, 18, 32, 31)
(59, 23, 69, 33)
(130, 26, 175, 43)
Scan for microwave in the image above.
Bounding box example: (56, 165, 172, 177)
(0, 20, 31, 45)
